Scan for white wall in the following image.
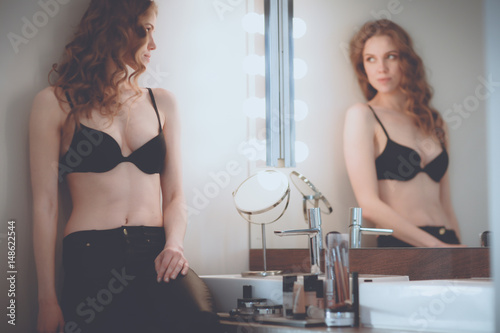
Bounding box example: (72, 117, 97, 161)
(152, 1, 250, 275)
(0, 0, 496, 332)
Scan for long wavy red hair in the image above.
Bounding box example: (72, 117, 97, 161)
(50, 0, 157, 124)
(349, 19, 445, 144)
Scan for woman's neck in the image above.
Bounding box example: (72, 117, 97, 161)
(370, 89, 407, 113)
(105, 58, 139, 91)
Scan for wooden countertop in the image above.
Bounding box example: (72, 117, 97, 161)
(220, 318, 448, 333)
(249, 247, 490, 280)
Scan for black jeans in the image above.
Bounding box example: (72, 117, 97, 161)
(377, 226, 461, 247)
(61, 226, 219, 333)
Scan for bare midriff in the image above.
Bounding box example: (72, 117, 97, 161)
(63, 162, 163, 236)
(378, 172, 450, 229)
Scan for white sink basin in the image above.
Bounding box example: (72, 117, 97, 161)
(360, 279, 494, 332)
(200, 274, 283, 312)
(200, 273, 409, 313)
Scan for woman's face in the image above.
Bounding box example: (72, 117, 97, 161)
(362, 35, 402, 95)
(132, 7, 157, 67)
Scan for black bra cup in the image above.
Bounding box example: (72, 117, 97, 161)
(369, 105, 448, 182)
(59, 88, 165, 178)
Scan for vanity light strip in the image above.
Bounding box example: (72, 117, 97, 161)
(265, 0, 296, 167)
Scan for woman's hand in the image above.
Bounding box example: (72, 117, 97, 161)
(433, 239, 467, 248)
(438, 243, 468, 248)
(154, 245, 189, 283)
(37, 301, 65, 333)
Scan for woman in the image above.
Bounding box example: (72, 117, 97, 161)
(30, 1, 217, 332)
(343, 19, 465, 247)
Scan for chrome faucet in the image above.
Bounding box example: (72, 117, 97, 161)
(275, 207, 322, 274)
(349, 207, 393, 248)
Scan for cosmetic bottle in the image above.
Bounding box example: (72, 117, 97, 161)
(315, 279, 324, 309)
(305, 279, 325, 319)
(292, 280, 306, 319)
(282, 275, 297, 317)
(304, 274, 318, 312)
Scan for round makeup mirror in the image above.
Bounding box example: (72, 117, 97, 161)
(289, 171, 333, 222)
(233, 170, 290, 276)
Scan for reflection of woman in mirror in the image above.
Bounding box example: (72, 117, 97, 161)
(344, 19, 465, 248)
(29, 1, 217, 332)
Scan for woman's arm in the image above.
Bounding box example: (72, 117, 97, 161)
(439, 172, 461, 241)
(343, 103, 451, 247)
(153, 88, 189, 283)
(30, 87, 66, 332)
(439, 123, 462, 242)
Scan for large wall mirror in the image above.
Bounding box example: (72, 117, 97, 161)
(153, 0, 489, 252)
(250, 0, 489, 249)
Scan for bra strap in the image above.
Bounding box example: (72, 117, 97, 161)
(65, 91, 74, 109)
(147, 88, 162, 132)
(367, 104, 390, 139)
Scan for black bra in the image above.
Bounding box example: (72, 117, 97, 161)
(369, 105, 448, 182)
(59, 88, 166, 179)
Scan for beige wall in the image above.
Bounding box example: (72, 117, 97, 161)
(0, 0, 498, 332)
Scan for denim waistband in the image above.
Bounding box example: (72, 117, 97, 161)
(418, 226, 455, 236)
(63, 226, 165, 247)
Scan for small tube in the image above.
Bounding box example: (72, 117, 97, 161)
(282, 275, 297, 317)
(292, 281, 306, 319)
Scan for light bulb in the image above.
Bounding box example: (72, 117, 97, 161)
(242, 13, 265, 35)
(293, 18, 307, 39)
(295, 141, 309, 163)
(294, 100, 308, 121)
(294, 58, 308, 79)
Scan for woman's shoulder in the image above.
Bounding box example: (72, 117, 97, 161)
(30, 86, 68, 133)
(345, 102, 376, 124)
(31, 86, 68, 119)
(33, 86, 58, 105)
(148, 87, 175, 103)
(147, 87, 178, 116)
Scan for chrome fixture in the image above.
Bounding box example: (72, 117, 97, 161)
(275, 207, 322, 274)
(274, 171, 332, 274)
(233, 170, 290, 277)
(348, 207, 393, 248)
(289, 171, 333, 221)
